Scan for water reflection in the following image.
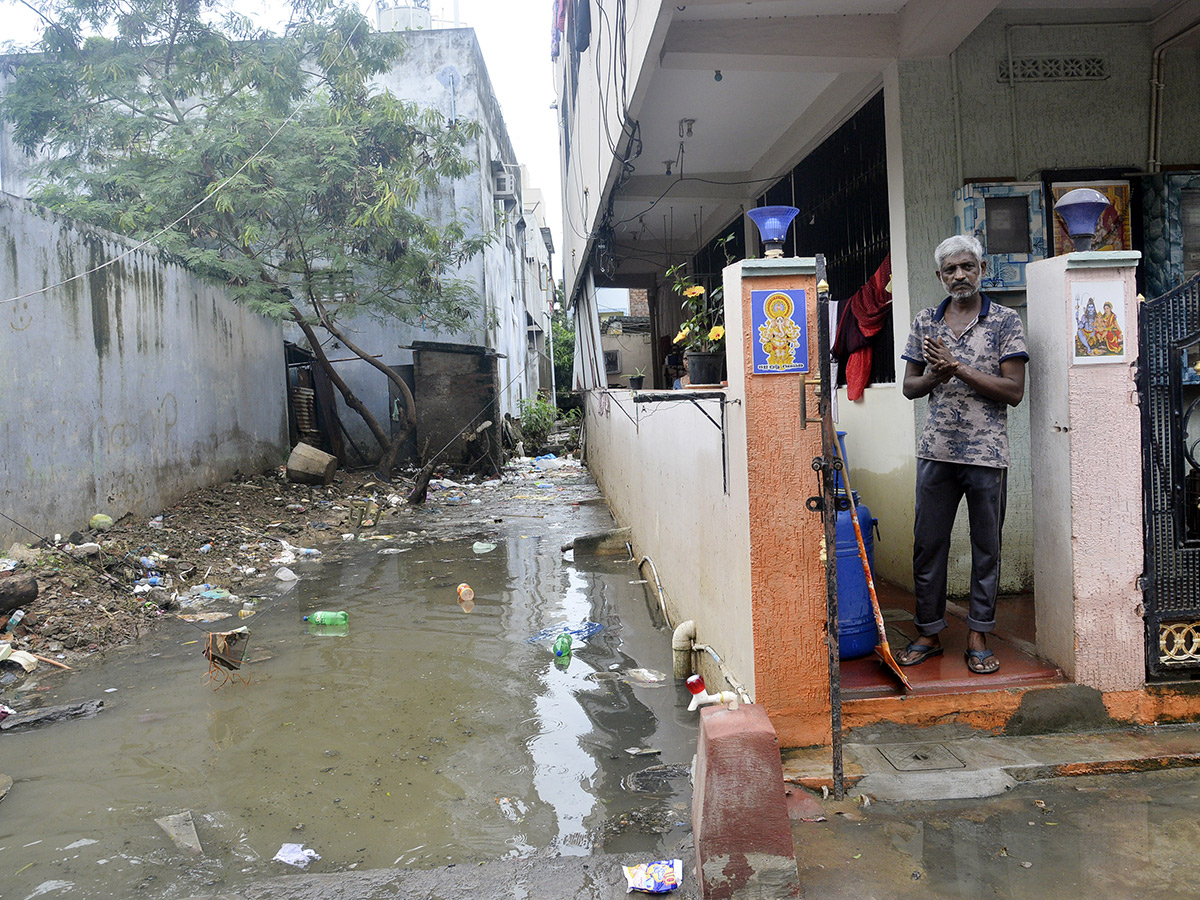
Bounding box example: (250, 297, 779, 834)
(1, 523, 697, 899)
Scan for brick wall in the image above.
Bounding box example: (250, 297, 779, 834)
(413, 342, 502, 471)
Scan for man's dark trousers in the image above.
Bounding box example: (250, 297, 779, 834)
(912, 458, 1007, 636)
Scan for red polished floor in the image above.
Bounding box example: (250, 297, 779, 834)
(839, 581, 1063, 699)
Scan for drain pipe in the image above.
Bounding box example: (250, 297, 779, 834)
(642, 557, 752, 705)
(671, 619, 696, 679)
(638, 555, 673, 630)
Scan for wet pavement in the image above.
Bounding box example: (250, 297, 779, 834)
(0, 461, 700, 900)
(791, 767, 1200, 899)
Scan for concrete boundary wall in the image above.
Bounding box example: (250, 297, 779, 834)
(583, 388, 755, 697)
(0, 194, 286, 547)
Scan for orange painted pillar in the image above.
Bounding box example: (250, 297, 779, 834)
(724, 258, 829, 748)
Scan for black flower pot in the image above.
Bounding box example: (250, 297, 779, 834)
(628, 375, 645, 391)
(685, 351, 725, 386)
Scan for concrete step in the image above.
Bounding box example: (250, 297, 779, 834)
(781, 723, 1200, 801)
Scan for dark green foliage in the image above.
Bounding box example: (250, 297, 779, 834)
(518, 395, 557, 454)
(551, 299, 575, 399)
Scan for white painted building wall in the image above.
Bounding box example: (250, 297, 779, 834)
(558, 0, 665, 303)
(0, 194, 286, 549)
(583, 388, 755, 694)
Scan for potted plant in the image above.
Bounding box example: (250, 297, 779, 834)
(668, 263, 726, 386)
(628, 367, 646, 391)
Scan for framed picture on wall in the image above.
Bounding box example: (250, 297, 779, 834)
(954, 182, 1047, 291)
(1071, 280, 1127, 365)
(1049, 180, 1133, 256)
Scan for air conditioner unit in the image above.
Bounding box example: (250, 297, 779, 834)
(494, 171, 516, 199)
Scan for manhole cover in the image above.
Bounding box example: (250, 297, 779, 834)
(877, 743, 966, 772)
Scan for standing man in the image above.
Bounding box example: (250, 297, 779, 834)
(897, 235, 1028, 674)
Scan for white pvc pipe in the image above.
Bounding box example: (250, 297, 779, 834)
(672, 619, 696, 679)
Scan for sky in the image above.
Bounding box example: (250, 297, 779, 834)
(3, 0, 564, 269)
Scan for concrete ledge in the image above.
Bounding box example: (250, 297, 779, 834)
(781, 724, 1200, 801)
(561, 528, 631, 556)
(693, 704, 800, 899)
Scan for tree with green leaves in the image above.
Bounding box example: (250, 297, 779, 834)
(551, 296, 575, 401)
(1, 0, 493, 476)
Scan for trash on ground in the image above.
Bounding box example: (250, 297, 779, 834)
(89, 513, 114, 532)
(155, 810, 203, 856)
(0, 703, 14, 722)
(623, 859, 683, 893)
(275, 539, 320, 562)
(0, 699, 104, 732)
(528, 621, 604, 643)
(457, 584, 475, 613)
(378, 548, 409, 554)
(275, 567, 298, 581)
(178, 611, 233, 624)
(0, 643, 38, 672)
(622, 764, 691, 794)
(202, 627, 251, 689)
(273, 842, 320, 868)
(552, 631, 573, 658)
(472, 541, 497, 554)
(304, 611, 348, 626)
(625, 747, 661, 756)
(623, 668, 669, 685)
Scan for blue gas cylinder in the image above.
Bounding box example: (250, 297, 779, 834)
(835, 492, 877, 660)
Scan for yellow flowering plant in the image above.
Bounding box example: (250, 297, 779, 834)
(667, 263, 726, 353)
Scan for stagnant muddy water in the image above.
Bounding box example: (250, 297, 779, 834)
(2, 502, 700, 899)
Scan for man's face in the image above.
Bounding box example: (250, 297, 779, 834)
(937, 252, 984, 301)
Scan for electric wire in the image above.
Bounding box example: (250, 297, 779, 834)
(0, 9, 371, 307)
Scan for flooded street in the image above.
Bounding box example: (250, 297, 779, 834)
(1, 491, 699, 900)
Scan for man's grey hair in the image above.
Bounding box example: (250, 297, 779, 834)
(934, 235, 984, 269)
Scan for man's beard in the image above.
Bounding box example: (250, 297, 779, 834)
(948, 281, 979, 300)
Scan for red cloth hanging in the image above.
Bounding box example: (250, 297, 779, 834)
(833, 253, 892, 401)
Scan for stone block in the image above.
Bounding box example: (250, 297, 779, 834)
(692, 703, 800, 899)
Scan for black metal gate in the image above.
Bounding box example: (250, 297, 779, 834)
(1140, 272, 1200, 677)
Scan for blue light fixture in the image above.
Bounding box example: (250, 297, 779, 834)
(746, 206, 800, 258)
(1054, 188, 1112, 252)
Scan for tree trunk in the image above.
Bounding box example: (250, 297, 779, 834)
(318, 316, 419, 479)
(290, 314, 392, 454)
(406, 459, 436, 505)
(286, 442, 338, 485)
(377, 423, 415, 479)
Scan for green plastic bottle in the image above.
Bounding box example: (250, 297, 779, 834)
(552, 631, 572, 658)
(305, 610, 348, 626)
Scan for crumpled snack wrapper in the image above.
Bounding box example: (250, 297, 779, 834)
(623, 859, 682, 893)
(273, 843, 320, 868)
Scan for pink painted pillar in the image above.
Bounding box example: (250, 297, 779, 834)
(1027, 251, 1145, 690)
